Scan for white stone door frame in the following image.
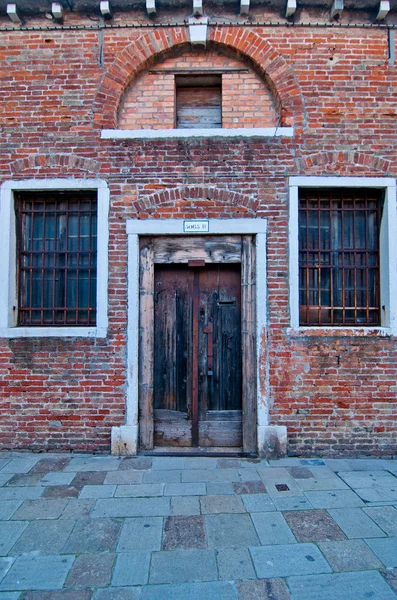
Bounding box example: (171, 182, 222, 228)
(111, 218, 274, 456)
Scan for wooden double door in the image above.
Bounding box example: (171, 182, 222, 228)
(154, 263, 242, 448)
(138, 235, 256, 453)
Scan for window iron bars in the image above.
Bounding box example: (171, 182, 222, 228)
(16, 191, 97, 326)
(299, 189, 383, 326)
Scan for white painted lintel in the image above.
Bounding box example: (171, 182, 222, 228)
(101, 127, 294, 140)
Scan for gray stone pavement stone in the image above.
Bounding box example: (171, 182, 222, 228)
(200, 495, 245, 514)
(364, 507, 397, 536)
(117, 517, 163, 552)
(104, 472, 144, 485)
(299, 459, 326, 467)
(91, 498, 171, 518)
(303, 490, 365, 509)
(151, 458, 185, 471)
(0, 555, 75, 591)
(0, 476, 12, 487)
(183, 457, 218, 469)
(328, 507, 387, 539)
(164, 484, 205, 497)
(354, 488, 397, 502)
(0, 488, 43, 501)
(287, 467, 314, 479)
(241, 494, 275, 512)
(20, 592, 92, 600)
(381, 568, 397, 594)
(206, 483, 234, 496)
(217, 459, 240, 469)
(0, 522, 28, 555)
(318, 539, 385, 571)
(170, 496, 200, 516)
(119, 457, 152, 471)
(236, 470, 262, 482)
(30, 457, 71, 473)
(0, 558, 14, 583)
(216, 548, 256, 581)
(162, 516, 205, 550)
(60, 499, 95, 520)
(112, 553, 150, 586)
(338, 470, 397, 488)
(143, 471, 181, 484)
(115, 484, 164, 498)
(282, 509, 346, 542)
(0, 501, 22, 521)
(65, 553, 115, 588)
(140, 582, 238, 600)
(43, 485, 82, 499)
(257, 469, 303, 498)
(9, 519, 75, 556)
(250, 543, 332, 578)
(149, 549, 217, 584)
(11, 499, 68, 520)
(0, 593, 20, 600)
(94, 589, 141, 600)
(236, 578, 292, 600)
(5, 473, 43, 487)
(80, 485, 116, 499)
(0, 460, 11, 471)
(182, 469, 239, 483)
(271, 496, 314, 511)
(366, 538, 397, 568)
(40, 473, 76, 486)
(346, 459, 396, 471)
(251, 512, 296, 545)
(71, 471, 107, 486)
(232, 481, 266, 494)
(64, 457, 121, 472)
(62, 518, 122, 553)
(287, 570, 397, 600)
(0, 458, 41, 474)
(295, 477, 349, 491)
(206, 514, 260, 548)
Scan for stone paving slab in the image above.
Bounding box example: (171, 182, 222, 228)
(170, 496, 200, 516)
(0, 522, 28, 555)
(0, 476, 12, 487)
(216, 548, 256, 581)
(0, 488, 43, 502)
(303, 490, 365, 509)
(251, 512, 296, 545)
(241, 494, 275, 512)
(62, 518, 121, 553)
(328, 507, 387, 539)
(66, 553, 115, 588)
(162, 516, 205, 550)
(0, 593, 20, 600)
(40, 473, 76, 487)
(182, 469, 239, 483)
(363, 506, 397, 536)
(318, 539, 385, 571)
(112, 552, 151, 586)
(91, 498, 171, 518)
(94, 588, 141, 600)
(205, 514, 260, 548)
(104, 472, 144, 485)
(200, 495, 245, 514)
(140, 582, 238, 600)
(0, 555, 75, 591)
(250, 542, 332, 578)
(0, 558, 14, 584)
(20, 591, 92, 600)
(366, 538, 397, 568)
(117, 517, 163, 552)
(0, 502, 22, 521)
(282, 509, 345, 542)
(287, 570, 397, 600)
(236, 578, 292, 600)
(9, 519, 75, 556)
(149, 549, 218, 584)
(0, 458, 41, 474)
(11, 499, 69, 520)
(63, 457, 121, 472)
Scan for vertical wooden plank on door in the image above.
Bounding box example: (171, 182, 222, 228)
(241, 235, 257, 453)
(139, 238, 154, 450)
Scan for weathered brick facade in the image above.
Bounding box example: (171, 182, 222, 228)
(0, 2, 396, 456)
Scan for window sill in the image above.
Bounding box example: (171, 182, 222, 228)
(101, 127, 294, 140)
(287, 326, 393, 338)
(0, 327, 107, 339)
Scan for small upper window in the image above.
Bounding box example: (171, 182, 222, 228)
(175, 74, 222, 129)
(299, 188, 383, 326)
(15, 190, 97, 327)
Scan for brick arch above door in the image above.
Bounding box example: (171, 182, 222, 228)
(134, 186, 259, 219)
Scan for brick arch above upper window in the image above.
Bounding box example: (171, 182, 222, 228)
(117, 49, 279, 131)
(93, 28, 306, 131)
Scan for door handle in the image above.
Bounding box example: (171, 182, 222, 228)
(203, 322, 213, 376)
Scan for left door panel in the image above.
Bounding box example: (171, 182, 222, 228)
(154, 265, 194, 446)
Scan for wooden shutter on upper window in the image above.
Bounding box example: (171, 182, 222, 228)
(176, 75, 222, 129)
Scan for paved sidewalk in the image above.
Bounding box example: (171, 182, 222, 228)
(0, 453, 396, 599)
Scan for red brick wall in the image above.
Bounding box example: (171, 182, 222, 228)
(0, 15, 396, 456)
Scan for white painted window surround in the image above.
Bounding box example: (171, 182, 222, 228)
(101, 127, 294, 140)
(289, 176, 397, 336)
(0, 179, 109, 338)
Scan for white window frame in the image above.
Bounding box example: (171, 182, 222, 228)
(0, 179, 109, 338)
(289, 176, 397, 335)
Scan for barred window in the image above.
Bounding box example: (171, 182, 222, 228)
(299, 188, 383, 326)
(16, 191, 97, 326)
